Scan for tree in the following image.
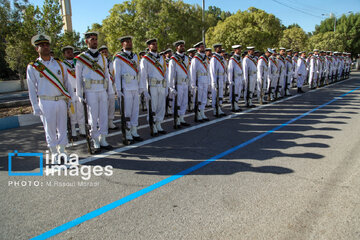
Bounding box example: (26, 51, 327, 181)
(100, 0, 204, 54)
(307, 32, 346, 52)
(314, 12, 360, 54)
(205, 7, 283, 52)
(5, 1, 40, 88)
(39, 0, 64, 57)
(205, 6, 232, 28)
(287, 23, 301, 29)
(0, 0, 13, 79)
(279, 27, 308, 51)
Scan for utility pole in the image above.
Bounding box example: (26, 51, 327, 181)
(59, 0, 73, 32)
(330, 13, 336, 32)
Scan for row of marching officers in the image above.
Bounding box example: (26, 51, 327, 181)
(26, 32, 352, 157)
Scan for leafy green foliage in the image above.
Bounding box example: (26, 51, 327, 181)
(206, 7, 283, 52)
(279, 27, 308, 51)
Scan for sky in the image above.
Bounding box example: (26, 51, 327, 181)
(28, 0, 360, 34)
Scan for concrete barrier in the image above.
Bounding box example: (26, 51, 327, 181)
(0, 80, 28, 93)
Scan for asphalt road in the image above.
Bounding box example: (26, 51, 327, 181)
(1, 73, 360, 240)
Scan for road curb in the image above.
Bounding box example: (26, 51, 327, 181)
(0, 113, 41, 131)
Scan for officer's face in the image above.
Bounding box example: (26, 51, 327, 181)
(205, 50, 212, 57)
(248, 49, 254, 55)
(301, 53, 306, 58)
(280, 50, 285, 55)
(100, 49, 109, 57)
(234, 48, 241, 55)
(64, 49, 74, 60)
(265, 51, 271, 57)
(215, 46, 222, 53)
(123, 39, 132, 51)
(189, 52, 195, 57)
(86, 35, 98, 49)
(165, 52, 172, 58)
(149, 41, 158, 52)
(177, 44, 185, 53)
(36, 42, 51, 56)
(198, 44, 205, 53)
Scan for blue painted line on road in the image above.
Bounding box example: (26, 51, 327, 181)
(31, 86, 360, 240)
(0, 116, 19, 130)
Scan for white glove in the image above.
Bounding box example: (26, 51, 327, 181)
(170, 88, 177, 95)
(191, 86, 197, 93)
(143, 91, 150, 100)
(116, 90, 124, 97)
(33, 107, 42, 116)
(79, 97, 87, 104)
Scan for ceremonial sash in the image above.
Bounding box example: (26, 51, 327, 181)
(301, 58, 307, 68)
(194, 55, 207, 70)
(270, 58, 278, 67)
(171, 55, 188, 75)
(212, 55, 225, 71)
(259, 56, 268, 65)
(277, 57, 285, 65)
(286, 58, 292, 64)
(231, 56, 243, 70)
(63, 60, 76, 78)
(143, 54, 165, 77)
(246, 55, 257, 66)
(75, 53, 105, 79)
(31, 60, 71, 99)
(114, 53, 138, 73)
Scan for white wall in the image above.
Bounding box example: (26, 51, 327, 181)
(0, 80, 28, 93)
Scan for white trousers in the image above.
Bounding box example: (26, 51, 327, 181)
(309, 72, 318, 86)
(85, 90, 108, 139)
(244, 75, 256, 100)
(39, 99, 68, 147)
(338, 67, 343, 78)
(256, 77, 267, 96)
(279, 75, 286, 95)
(297, 75, 305, 88)
(70, 99, 85, 125)
(175, 84, 188, 116)
(195, 81, 209, 110)
(149, 86, 166, 122)
(108, 94, 116, 121)
(267, 76, 277, 94)
(123, 90, 139, 128)
(230, 78, 243, 102)
(211, 81, 224, 108)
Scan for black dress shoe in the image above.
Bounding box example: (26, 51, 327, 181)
(203, 117, 210, 121)
(133, 136, 143, 142)
(93, 148, 101, 154)
(158, 130, 167, 134)
(173, 124, 181, 129)
(71, 136, 78, 141)
(100, 145, 113, 150)
(181, 122, 190, 126)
